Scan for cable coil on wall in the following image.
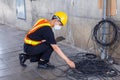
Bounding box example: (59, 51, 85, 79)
(93, 19, 119, 47)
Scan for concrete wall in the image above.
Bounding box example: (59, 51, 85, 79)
(30, 0, 101, 46)
(0, 0, 120, 57)
(0, 0, 32, 30)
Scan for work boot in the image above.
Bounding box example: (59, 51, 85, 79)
(38, 60, 55, 69)
(19, 53, 29, 67)
(38, 63, 55, 69)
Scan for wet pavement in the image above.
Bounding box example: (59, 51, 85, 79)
(0, 24, 120, 80)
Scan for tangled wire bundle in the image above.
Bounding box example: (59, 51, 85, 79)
(75, 59, 117, 76)
(66, 53, 118, 80)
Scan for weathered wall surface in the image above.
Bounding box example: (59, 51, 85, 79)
(0, 0, 32, 30)
(0, 0, 120, 57)
(30, 0, 101, 47)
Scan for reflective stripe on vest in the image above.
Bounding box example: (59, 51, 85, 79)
(24, 19, 51, 46)
(24, 37, 42, 46)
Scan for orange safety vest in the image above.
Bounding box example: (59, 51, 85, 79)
(24, 18, 51, 46)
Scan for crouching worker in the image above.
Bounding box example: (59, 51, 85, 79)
(19, 11, 75, 69)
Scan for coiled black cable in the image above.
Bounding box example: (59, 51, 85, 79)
(93, 19, 119, 47)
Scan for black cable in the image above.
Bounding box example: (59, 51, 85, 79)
(45, 52, 120, 80)
(93, 19, 119, 47)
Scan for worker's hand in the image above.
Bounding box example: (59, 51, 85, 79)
(66, 60, 75, 69)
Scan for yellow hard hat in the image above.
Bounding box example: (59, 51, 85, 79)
(53, 11, 68, 26)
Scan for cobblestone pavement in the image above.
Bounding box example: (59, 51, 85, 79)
(0, 24, 120, 80)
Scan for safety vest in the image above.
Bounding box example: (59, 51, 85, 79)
(24, 18, 51, 46)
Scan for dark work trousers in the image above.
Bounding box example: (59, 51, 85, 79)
(24, 42, 53, 62)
